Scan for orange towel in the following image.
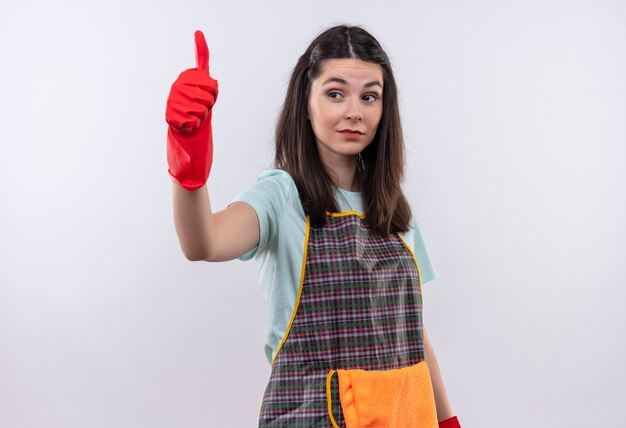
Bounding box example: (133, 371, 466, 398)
(335, 361, 438, 428)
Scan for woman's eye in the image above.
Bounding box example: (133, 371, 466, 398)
(363, 94, 378, 102)
(328, 91, 343, 99)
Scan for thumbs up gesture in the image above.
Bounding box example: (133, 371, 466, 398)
(165, 30, 219, 191)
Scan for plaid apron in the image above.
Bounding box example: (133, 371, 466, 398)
(258, 212, 426, 427)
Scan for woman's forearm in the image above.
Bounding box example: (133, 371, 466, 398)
(172, 182, 216, 261)
(423, 326, 455, 421)
(172, 182, 261, 262)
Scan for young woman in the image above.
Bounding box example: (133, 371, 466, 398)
(165, 25, 461, 428)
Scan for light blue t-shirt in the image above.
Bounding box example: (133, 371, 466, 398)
(230, 169, 436, 364)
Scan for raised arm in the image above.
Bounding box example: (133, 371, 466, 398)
(166, 31, 259, 262)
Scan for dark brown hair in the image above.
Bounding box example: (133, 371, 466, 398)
(274, 24, 411, 237)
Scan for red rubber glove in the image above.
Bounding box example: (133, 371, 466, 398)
(439, 416, 461, 428)
(165, 30, 218, 191)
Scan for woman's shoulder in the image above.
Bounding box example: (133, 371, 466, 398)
(253, 168, 295, 186)
(243, 169, 297, 201)
(231, 168, 301, 214)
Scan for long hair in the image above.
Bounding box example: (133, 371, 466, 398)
(274, 24, 411, 237)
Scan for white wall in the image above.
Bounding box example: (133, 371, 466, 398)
(1, 0, 624, 426)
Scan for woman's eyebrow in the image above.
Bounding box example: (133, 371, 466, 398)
(322, 77, 383, 89)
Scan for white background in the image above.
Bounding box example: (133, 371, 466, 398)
(1, 0, 625, 427)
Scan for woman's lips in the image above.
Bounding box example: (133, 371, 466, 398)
(339, 130, 363, 139)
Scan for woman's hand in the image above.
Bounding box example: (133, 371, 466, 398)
(165, 30, 219, 191)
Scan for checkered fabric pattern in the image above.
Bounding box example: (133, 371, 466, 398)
(258, 214, 425, 427)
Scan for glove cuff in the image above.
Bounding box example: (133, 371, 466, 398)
(439, 416, 461, 428)
(166, 116, 213, 191)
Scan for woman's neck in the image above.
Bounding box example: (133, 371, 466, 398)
(325, 157, 359, 192)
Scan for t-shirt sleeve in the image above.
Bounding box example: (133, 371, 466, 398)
(407, 216, 437, 284)
(228, 169, 294, 261)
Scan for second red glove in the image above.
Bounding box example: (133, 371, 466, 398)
(439, 415, 461, 428)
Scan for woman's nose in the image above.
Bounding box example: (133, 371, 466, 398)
(347, 112, 363, 121)
(346, 98, 363, 121)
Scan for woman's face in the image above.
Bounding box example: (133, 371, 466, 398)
(307, 58, 384, 166)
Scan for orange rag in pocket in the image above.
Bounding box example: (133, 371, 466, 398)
(336, 361, 438, 428)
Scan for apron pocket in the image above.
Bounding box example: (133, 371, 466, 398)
(327, 361, 438, 428)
